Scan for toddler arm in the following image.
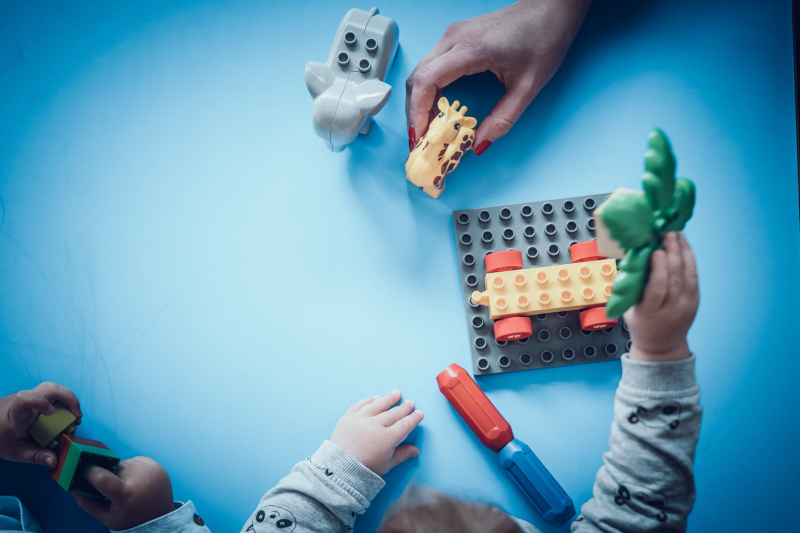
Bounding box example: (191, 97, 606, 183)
(573, 233, 702, 532)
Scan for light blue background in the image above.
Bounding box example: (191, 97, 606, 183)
(0, 0, 797, 531)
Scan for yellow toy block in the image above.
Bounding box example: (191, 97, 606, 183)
(471, 260, 618, 321)
(28, 401, 77, 449)
(405, 97, 477, 199)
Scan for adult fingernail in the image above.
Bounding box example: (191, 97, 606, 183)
(474, 140, 492, 156)
(408, 127, 416, 151)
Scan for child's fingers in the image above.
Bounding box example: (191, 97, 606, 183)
(345, 396, 378, 415)
(32, 382, 83, 420)
(679, 234, 699, 295)
(6, 441, 57, 467)
(389, 410, 424, 443)
(73, 493, 110, 521)
(8, 390, 53, 427)
(362, 390, 402, 416)
(663, 232, 685, 303)
(378, 399, 415, 427)
(85, 464, 126, 501)
(639, 250, 668, 312)
(387, 444, 420, 471)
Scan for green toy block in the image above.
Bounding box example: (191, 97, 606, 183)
(28, 401, 77, 449)
(51, 433, 120, 499)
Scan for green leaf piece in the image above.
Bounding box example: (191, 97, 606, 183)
(643, 129, 676, 210)
(664, 178, 696, 232)
(599, 193, 653, 250)
(598, 128, 696, 318)
(606, 246, 652, 319)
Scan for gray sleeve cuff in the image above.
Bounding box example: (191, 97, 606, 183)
(620, 353, 697, 394)
(310, 440, 385, 503)
(112, 501, 210, 533)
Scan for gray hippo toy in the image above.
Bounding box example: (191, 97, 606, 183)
(304, 7, 399, 152)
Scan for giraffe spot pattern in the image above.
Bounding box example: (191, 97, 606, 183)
(463, 135, 469, 141)
(437, 144, 449, 161)
(445, 162, 456, 174)
(441, 161, 449, 174)
(451, 151, 463, 161)
(460, 138, 473, 151)
(433, 176, 442, 186)
(424, 141, 429, 149)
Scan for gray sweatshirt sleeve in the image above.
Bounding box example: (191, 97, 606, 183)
(238, 440, 385, 533)
(571, 354, 702, 532)
(124, 441, 383, 533)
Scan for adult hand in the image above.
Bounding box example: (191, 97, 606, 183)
(625, 233, 699, 362)
(406, 0, 593, 154)
(75, 457, 176, 531)
(330, 390, 423, 476)
(0, 382, 82, 467)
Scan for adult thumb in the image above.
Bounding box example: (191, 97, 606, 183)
(474, 82, 538, 155)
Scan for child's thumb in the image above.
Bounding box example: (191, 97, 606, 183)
(85, 465, 125, 500)
(11, 442, 57, 468)
(388, 445, 420, 470)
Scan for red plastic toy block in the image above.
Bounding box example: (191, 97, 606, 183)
(485, 250, 524, 273)
(436, 364, 513, 452)
(494, 316, 533, 341)
(569, 240, 607, 263)
(579, 306, 619, 331)
(50, 433, 109, 483)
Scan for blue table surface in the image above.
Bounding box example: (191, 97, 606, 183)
(1, 0, 797, 531)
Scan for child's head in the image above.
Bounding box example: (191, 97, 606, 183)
(378, 488, 523, 533)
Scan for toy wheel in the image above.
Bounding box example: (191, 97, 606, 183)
(493, 317, 533, 341)
(485, 250, 523, 273)
(569, 240, 606, 263)
(579, 307, 619, 331)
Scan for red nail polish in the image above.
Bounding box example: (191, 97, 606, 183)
(408, 126, 416, 152)
(474, 140, 492, 156)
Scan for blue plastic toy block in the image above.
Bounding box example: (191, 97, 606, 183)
(498, 439, 576, 528)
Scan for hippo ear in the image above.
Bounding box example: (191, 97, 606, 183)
(305, 62, 335, 98)
(356, 79, 392, 117)
(437, 97, 450, 112)
(461, 117, 477, 129)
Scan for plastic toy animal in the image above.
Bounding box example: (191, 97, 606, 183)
(405, 97, 477, 199)
(304, 7, 399, 152)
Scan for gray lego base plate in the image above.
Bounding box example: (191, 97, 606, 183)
(453, 193, 630, 376)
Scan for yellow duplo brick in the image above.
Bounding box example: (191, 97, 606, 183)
(472, 259, 618, 320)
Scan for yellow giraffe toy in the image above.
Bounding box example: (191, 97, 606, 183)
(405, 97, 478, 199)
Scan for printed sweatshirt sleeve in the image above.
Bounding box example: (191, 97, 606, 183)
(571, 354, 702, 533)
(238, 440, 385, 533)
(111, 501, 211, 533)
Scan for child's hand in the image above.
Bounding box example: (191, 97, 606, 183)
(624, 232, 699, 362)
(74, 456, 176, 531)
(0, 382, 83, 467)
(330, 390, 424, 476)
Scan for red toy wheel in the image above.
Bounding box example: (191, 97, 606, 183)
(579, 307, 619, 331)
(493, 317, 533, 341)
(569, 240, 607, 263)
(485, 250, 524, 273)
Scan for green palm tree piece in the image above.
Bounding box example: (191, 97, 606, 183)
(601, 129, 696, 318)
